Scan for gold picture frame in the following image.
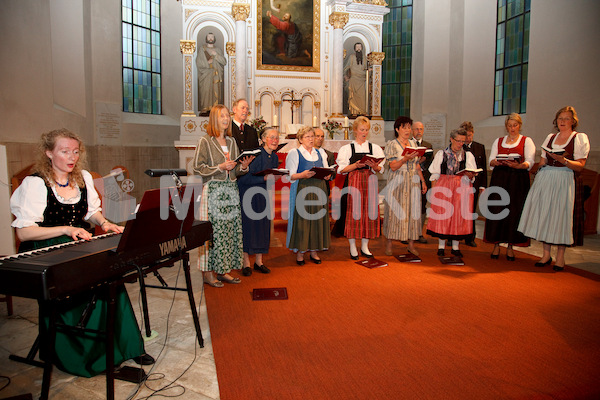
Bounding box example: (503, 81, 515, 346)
(257, 0, 320, 72)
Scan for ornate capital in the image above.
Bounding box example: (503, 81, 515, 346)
(314, 102, 321, 108)
(328, 12, 349, 30)
(368, 52, 385, 65)
(226, 42, 236, 56)
(180, 40, 196, 55)
(232, 3, 251, 21)
(273, 101, 281, 108)
(255, 100, 260, 106)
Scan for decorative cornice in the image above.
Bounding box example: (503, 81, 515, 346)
(352, 0, 388, 6)
(226, 42, 235, 56)
(329, 12, 349, 30)
(368, 52, 385, 65)
(255, 74, 321, 80)
(232, 3, 250, 21)
(180, 40, 196, 55)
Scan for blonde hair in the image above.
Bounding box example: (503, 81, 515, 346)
(352, 116, 370, 133)
(505, 113, 523, 129)
(553, 106, 579, 131)
(35, 128, 87, 188)
(296, 126, 315, 142)
(206, 104, 232, 137)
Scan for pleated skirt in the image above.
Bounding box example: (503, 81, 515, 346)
(287, 178, 331, 252)
(382, 168, 422, 241)
(426, 175, 473, 240)
(483, 166, 530, 246)
(518, 166, 574, 245)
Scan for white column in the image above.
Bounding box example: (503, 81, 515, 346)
(232, 4, 250, 102)
(328, 12, 349, 117)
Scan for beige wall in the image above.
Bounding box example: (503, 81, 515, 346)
(409, 0, 599, 172)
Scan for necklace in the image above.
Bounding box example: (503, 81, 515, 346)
(56, 179, 69, 188)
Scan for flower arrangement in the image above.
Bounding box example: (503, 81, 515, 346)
(249, 115, 267, 135)
(322, 120, 342, 139)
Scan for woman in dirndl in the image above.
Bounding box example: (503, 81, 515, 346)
(286, 126, 332, 265)
(335, 116, 385, 259)
(484, 113, 535, 261)
(518, 106, 590, 271)
(382, 116, 428, 256)
(193, 104, 255, 287)
(237, 127, 281, 275)
(427, 128, 477, 258)
(10, 128, 151, 377)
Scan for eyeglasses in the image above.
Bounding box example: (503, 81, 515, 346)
(451, 138, 465, 144)
(557, 117, 573, 121)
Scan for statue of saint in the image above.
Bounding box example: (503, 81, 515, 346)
(344, 42, 367, 115)
(196, 32, 227, 115)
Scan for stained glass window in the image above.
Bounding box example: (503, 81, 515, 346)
(494, 0, 530, 115)
(122, 0, 161, 114)
(381, 0, 412, 120)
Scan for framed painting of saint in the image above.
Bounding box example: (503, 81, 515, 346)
(257, 0, 320, 72)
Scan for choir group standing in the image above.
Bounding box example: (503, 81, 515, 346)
(191, 103, 590, 287)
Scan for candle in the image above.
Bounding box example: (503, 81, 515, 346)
(313, 116, 317, 127)
(273, 115, 278, 126)
(344, 117, 349, 128)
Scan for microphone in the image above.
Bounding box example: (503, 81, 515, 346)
(144, 169, 188, 177)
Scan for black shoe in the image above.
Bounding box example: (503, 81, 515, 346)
(242, 266, 253, 276)
(132, 353, 155, 366)
(553, 264, 565, 272)
(401, 241, 408, 244)
(451, 250, 463, 257)
(350, 253, 359, 260)
(360, 250, 373, 258)
(464, 241, 477, 247)
(534, 258, 552, 267)
(254, 263, 270, 273)
(309, 255, 322, 264)
(506, 255, 516, 262)
(418, 236, 428, 244)
(296, 259, 305, 266)
(490, 253, 500, 259)
(437, 249, 445, 257)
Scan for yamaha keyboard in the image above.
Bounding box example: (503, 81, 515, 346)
(0, 220, 212, 301)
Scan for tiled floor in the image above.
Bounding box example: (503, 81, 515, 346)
(0, 222, 598, 399)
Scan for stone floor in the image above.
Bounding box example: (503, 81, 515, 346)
(0, 221, 598, 399)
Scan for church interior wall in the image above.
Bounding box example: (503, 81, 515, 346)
(1, 0, 598, 201)
(411, 0, 598, 173)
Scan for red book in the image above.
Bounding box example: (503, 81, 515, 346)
(358, 155, 385, 164)
(252, 288, 288, 300)
(395, 253, 422, 263)
(253, 168, 289, 176)
(401, 146, 431, 157)
(356, 258, 388, 269)
(438, 256, 464, 266)
(309, 166, 336, 180)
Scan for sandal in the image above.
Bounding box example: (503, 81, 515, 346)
(217, 274, 241, 284)
(203, 277, 224, 288)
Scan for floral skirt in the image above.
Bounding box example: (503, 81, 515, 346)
(197, 180, 243, 274)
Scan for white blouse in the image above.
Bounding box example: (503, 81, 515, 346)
(488, 135, 536, 170)
(10, 170, 102, 228)
(541, 131, 590, 161)
(285, 146, 330, 183)
(335, 140, 386, 174)
(428, 150, 477, 181)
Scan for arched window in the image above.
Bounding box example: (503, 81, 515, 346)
(122, 0, 162, 114)
(494, 0, 530, 115)
(382, 0, 412, 120)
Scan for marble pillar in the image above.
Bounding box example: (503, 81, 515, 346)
(180, 40, 197, 116)
(328, 12, 349, 117)
(232, 4, 250, 102)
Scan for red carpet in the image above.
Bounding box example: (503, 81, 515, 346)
(204, 230, 600, 399)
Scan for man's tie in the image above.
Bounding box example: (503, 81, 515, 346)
(416, 140, 421, 147)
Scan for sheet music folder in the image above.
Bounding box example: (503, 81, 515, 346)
(116, 186, 197, 254)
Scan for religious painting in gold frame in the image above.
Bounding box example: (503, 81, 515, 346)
(257, 0, 320, 72)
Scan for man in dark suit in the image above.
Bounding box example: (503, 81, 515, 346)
(231, 99, 260, 151)
(460, 121, 487, 247)
(412, 121, 434, 244)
